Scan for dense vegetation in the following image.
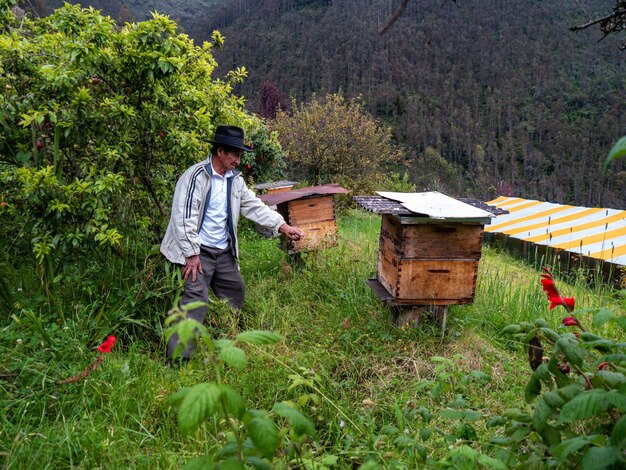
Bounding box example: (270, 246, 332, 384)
(1, 2, 624, 469)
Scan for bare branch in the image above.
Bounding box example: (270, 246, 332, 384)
(378, 0, 410, 35)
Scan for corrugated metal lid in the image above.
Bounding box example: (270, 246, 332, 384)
(376, 191, 495, 222)
(259, 183, 350, 205)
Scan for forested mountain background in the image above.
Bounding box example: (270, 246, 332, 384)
(23, 0, 626, 207)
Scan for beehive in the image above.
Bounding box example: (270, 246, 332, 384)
(259, 184, 350, 254)
(355, 192, 497, 307)
(377, 215, 484, 304)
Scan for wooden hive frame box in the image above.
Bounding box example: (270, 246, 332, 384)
(259, 184, 350, 254)
(354, 193, 498, 333)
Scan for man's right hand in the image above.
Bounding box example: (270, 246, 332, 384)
(182, 255, 203, 282)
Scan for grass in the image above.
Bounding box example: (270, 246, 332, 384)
(1, 209, 622, 468)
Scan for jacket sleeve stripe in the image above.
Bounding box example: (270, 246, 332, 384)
(184, 167, 204, 219)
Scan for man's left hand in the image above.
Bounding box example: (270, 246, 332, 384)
(279, 223, 305, 241)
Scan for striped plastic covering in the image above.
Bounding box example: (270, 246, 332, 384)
(486, 196, 626, 266)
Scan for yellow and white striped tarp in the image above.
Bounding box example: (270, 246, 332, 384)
(486, 196, 626, 266)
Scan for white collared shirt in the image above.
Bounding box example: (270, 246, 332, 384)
(198, 163, 232, 249)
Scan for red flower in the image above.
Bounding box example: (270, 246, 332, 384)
(97, 335, 117, 354)
(550, 296, 575, 311)
(541, 269, 575, 312)
(0, 201, 6, 208)
(598, 362, 610, 370)
(562, 317, 577, 327)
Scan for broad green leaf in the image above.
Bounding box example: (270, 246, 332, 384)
(501, 324, 521, 335)
(594, 371, 626, 389)
(178, 382, 221, 433)
(477, 454, 508, 470)
(245, 416, 278, 460)
(605, 135, 626, 168)
(449, 444, 478, 461)
(235, 330, 281, 345)
(181, 301, 209, 312)
(592, 308, 614, 327)
(609, 414, 626, 447)
(183, 456, 214, 470)
(168, 388, 189, 408)
(606, 390, 626, 410)
(420, 427, 432, 441)
(272, 402, 315, 437)
(245, 456, 271, 470)
(543, 390, 565, 409)
(558, 383, 585, 400)
(556, 335, 584, 368)
(596, 354, 626, 364)
(525, 373, 542, 403)
(486, 416, 507, 427)
(533, 398, 552, 431)
(552, 436, 589, 461)
(558, 390, 609, 424)
(616, 316, 626, 333)
(219, 458, 246, 470)
(219, 345, 247, 371)
(219, 384, 246, 419)
(581, 446, 622, 470)
(539, 425, 561, 448)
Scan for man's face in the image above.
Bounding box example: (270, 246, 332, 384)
(216, 147, 243, 173)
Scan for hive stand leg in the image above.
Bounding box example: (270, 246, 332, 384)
(392, 306, 424, 327)
(428, 306, 448, 337)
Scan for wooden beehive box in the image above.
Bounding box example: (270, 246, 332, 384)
(378, 215, 483, 304)
(355, 192, 496, 306)
(259, 184, 350, 254)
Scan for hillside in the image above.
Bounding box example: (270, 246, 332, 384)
(194, 0, 626, 207)
(20, 0, 626, 207)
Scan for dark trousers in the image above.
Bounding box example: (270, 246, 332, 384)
(167, 245, 245, 359)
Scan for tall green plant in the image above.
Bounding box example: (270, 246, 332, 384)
(165, 302, 317, 468)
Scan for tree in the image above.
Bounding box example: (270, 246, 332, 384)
(271, 93, 404, 195)
(0, 1, 274, 290)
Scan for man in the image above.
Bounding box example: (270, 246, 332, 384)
(161, 125, 304, 360)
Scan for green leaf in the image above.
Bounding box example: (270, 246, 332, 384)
(272, 402, 316, 437)
(245, 415, 278, 460)
(606, 390, 626, 410)
(358, 461, 382, 470)
(592, 308, 614, 327)
(552, 436, 590, 461)
(558, 390, 609, 424)
(178, 382, 222, 433)
(168, 388, 189, 408)
(235, 330, 281, 345)
(219, 458, 246, 470)
(244, 456, 271, 470)
(609, 414, 626, 447)
(501, 324, 522, 335)
(219, 345, 247, 371)
(539, 425, 561, 448)
(581, 446, 622, 470)
(477, 454, 508, 470)
(558, 383, 585, 400)
(605, 135, 626, 168)
(533, 398, 552, 431)
(219, 384, 246, 420)
(616, 316, 626, 333)
(556, 335, 584, 368)
(419, 427, 432, 441)
(486, 416, 507, 427)
(543, 390, 565, 409)
(594, 371, 626, 389)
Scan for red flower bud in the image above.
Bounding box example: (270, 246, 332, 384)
(562, 317, 577, 327)
(36, 140, 44, 150)
(598, 362, 610, 370)
(0, 201, 6, 208)
(97, 335, 117, 354)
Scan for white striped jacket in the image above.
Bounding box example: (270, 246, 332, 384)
(160, 157, 285, 265)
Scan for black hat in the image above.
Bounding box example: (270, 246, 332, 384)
(208, 125, 253, 152)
